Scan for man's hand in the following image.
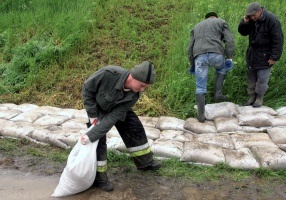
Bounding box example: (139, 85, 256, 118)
(189, 64, 195, 75)
(225, 59, 233, 71)
(80, 134, 91, 145)
(244, 15, 250, 23)
(268, 59, 276, 66)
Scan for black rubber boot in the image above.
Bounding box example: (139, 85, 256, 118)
(243, 93, 256, 106)
(196, 94, 206, 123)
(93, 172, 114, 192)
(93, 181, 114, 192)
(137, 160, 162, 171)
(214, 73, 227, 101)
(252, 93, 264, 108)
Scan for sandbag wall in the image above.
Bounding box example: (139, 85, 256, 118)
(1, 102, 286, 170)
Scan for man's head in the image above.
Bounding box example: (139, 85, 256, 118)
(245, 2, 262, 21)
(130, 61, 156, 84)
(127, 61, 156, 92)
(205, 12, 218, 19)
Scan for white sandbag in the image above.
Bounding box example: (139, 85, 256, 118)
(0, 103, 19, 110)
(156, 116, 186, 131)
(276, 107, 286, 116)
(144, 126, 161, 140)
(32, 106, 60, 115)
(10, 111, 43, 123)
(231, 132, 277, 149)
(0, 104, 9, 110)
(180, 141, 225, 165)
(0, 119, 14, 133)
(267, 127, 286, 144)
(54, 108, 78, 119)
(107, 136, 123, 150)
(49, 128, 80, 147)
(205, 102, 239, 120)
(139, 116, 159, 128)
(241, 126, 267, 133)
(1, 122, 34, 138)
(17, 103, 39, 112)
(251, 145, 286, 169)
(184, 118, 216, 134)
(237, 112, 273, 127)
(159, 130, 193, 142)
(52, 139, 99, 197)
(28, 128, 50, 142)
(277, 144, 286, 151)
(223, 148, 260, 169)
(47, 133, 70, 149)
(61, 118, 87, 130)
(151, 139, 183, 158)
(194, 133, 235, 149)
(0, 109, 22, 120)
(237, 105, 278, 116)
(73, 109, 88, 119)
(106, 126, 120, 138)
(58, 134, 79, 147)
(34, 115, 69, 126)
(271, 115, 286, 126)
(214, 117, 242, 133)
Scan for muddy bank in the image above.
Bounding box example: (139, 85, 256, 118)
(1, 141, 286, 200)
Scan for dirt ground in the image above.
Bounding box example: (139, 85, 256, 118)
(1, 142, 286, 200)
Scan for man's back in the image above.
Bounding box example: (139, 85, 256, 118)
(192, 17, 227, 57)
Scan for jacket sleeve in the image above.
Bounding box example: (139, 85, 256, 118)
(222, 22, 235, 58)
(238, 18, 252, 36)
(86, 95, 138, 142)
(269, 20, 284, 61)
(82, 71, 105, 118)
(187, 29, 195, 66)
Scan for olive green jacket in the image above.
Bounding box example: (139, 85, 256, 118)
(187, 17, 235, 66)
(82, 66, 139, 142)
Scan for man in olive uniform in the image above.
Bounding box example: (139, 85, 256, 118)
(80, 61, 162, 192)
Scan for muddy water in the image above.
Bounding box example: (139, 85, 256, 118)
(0, 168, 281, 200)
(0, 168, 223, 200)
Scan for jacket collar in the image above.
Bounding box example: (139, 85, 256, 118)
(115, 71, 130, 90)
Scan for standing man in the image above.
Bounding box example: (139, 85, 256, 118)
(187, 12, 235, 123)
(80, 61, 162, 192)
(238, 2, 284, 107)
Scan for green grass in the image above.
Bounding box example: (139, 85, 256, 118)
(0, 0, 286, 119)
(1, 137, 286, 182)
(0, 137, 70, 163)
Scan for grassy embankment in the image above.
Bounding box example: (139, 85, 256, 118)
(0, 0, 285, 119)
(1, 0, 286, 181)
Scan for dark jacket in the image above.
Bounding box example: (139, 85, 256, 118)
(187, 17, 235, 67)
(82, 66, 139, 142)
(238, 7, 284, 70)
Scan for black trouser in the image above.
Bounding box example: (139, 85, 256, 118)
(115, 110, 154, 168)
(87, 110, 153, 181)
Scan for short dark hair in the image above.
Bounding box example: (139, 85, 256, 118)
(205, 12, 218, 19)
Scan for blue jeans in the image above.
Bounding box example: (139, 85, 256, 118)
(195, 53, 226, 94)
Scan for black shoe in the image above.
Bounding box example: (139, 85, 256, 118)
(93, 181, 114, 192)
(137, 161, 162, 171)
